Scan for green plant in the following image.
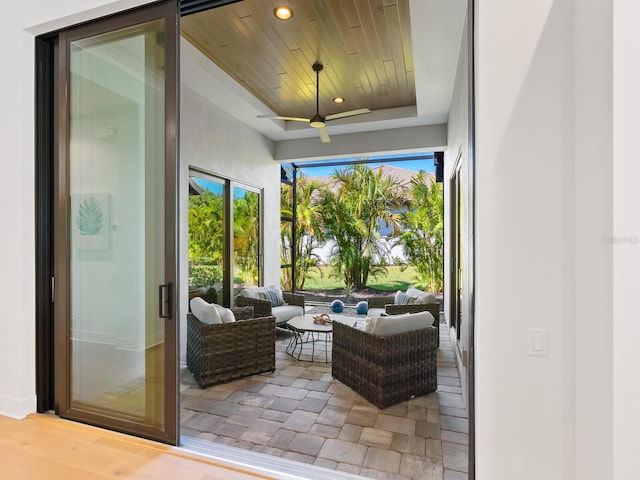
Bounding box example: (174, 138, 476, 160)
(303, 265, 416, 291)
(343, 282, 355, 300)
(280, 174, 324, 290)
(188, 189, 224, 265)
(398, 172, 444, 292)
(233, 190, 260, 285)
(188, 264, 223, 288)
(320, 164, 403, 289)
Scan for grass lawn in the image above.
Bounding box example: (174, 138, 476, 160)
(301, 265, 418, 292)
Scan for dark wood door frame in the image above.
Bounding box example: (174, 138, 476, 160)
(35, 0, 180, 444)
(35, 34, 56, 413)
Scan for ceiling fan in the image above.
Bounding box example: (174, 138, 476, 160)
(257, 61, 371, 143)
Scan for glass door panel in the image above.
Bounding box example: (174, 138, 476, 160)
(233, 186, 261, 296)
(280, 220, 293, 288)
(55, 1, 179, 444)
(188, 175, 226, 304)
(69, 19, 166, 426)
(280, 176, 294, 290)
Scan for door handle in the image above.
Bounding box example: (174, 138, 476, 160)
(159, 282, 172, 319)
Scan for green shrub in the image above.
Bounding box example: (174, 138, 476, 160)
(189, 264, 222, 288)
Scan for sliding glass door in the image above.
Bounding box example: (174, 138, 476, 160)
(188, 170, 262, 306)
(53, 1, 180, 444)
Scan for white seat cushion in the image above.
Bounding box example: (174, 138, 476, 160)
(272, 305, 304, 324)
(366, 307, 385, 318)
(370, 311, 435, 336)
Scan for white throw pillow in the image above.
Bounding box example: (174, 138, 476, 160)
(394, 290, 416, 305)
(214, 304, 236, 323)
(406, 287, 437, 304)
(370, 311, 434, 336)
(190, 297, 222, 325)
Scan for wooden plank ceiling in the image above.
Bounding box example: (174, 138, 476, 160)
(181, 0, 415, 121)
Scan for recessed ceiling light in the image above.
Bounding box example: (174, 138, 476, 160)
(333, 96, 345, 104)
(274, 6, 293, 20)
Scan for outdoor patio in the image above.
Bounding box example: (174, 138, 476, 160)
(179, 311, 468, 480)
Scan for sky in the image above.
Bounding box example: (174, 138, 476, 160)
(293, 152, 436, 177)
(192, 178, 258, 200)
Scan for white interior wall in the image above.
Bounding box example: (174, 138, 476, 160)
(573, 1, 613, 478)
(612, 1, 640, 478)
(444, 8, 470, 408)
(476, 0, 574, 477)
(179, 39, 280, 359)
(475, 0, 615, 479)
(2, 1, 638, 479)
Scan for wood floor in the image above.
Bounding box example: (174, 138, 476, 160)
(0, 413, 274, 479)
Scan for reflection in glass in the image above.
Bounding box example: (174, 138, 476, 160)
(69, 19, 165, 427)
(188, 176, 225, 303)
(280, 182, 294, 289)
(233, 187, 260, 294)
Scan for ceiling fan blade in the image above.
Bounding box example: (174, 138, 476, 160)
(318, 126, 331, 143)
(325, 108, 371, 121)
(257, 114, 310, 122)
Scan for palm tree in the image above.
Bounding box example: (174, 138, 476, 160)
(280, 174, 324, 290)
(398, 172, 444, 291)
(320, 164, 403, 289)
(233, 190, 260, 285)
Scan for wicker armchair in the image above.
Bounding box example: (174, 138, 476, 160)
(187, 306, 276, 388)
(367, 295, 440, 346)
(235, 291, 305, 327)
(332, 321, 438, 408)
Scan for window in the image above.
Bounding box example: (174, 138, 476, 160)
(188, 170, 262, 306)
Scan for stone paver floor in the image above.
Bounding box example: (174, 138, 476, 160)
(180, 312, 468, 479)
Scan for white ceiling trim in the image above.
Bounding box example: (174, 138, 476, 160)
(274, 124, 448, 162)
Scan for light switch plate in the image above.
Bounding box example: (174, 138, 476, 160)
(527, 328, 548, 357)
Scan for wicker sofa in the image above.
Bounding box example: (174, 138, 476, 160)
(332, 319, 438, 409)
(367, 292, 440, 346)
(187, 306, 276, 388)
(235, 287, 305, 327)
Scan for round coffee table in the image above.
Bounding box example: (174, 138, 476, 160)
(285, 313, 356, 362)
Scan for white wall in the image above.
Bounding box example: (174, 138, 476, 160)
(444, 7, 470, 408)
(613, 2, 640, 478)
(179, 39, 280, 359)
(573, 1, 613, 478)
(475, 0, 615, 479)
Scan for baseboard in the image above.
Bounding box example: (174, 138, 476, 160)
(0, 393, 37, 419)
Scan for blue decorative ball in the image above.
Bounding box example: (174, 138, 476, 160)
(356, 301, 369, 315)
(331, 299, 344, 313)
